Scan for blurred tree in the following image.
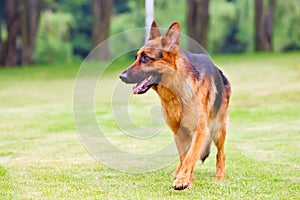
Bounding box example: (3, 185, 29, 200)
(0, 3, 2, 56)
(0, 0, 20, 67)
(154, 0, 186, 32)
(92, 0, 113, 60)
(0, 0, 44, 67)
(52, 0, 92, 58)
(187, 0, 210, 52)
(236, 0, 254, 52)
(274, 0, 300, 51)
(34, 11, 75, 64)
(114, 0, 130, 13)
(208, 0, 239, 53)
(50, 0, 129, 59)
(111, 0, 145, 35)
(254, 0, 276, 51)
(110, 0, 145, 57)
(19, 0, 44, 65)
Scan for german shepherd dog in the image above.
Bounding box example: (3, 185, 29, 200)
(119, 21, 231, 190)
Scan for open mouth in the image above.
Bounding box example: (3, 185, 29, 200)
(132, 74, 158, 94)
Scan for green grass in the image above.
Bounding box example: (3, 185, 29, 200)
(0, 52, 300, 199)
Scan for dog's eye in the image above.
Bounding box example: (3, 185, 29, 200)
(140, 53, 151, 64)
(141, 55, 150, 63)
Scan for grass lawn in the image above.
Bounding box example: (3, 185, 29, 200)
(0, 52, 299, 199)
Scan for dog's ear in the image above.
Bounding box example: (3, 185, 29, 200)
(149, 21, 161, 40)
(162, 22, 180, 52)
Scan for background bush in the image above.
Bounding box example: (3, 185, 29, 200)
(32, 0, 300, 63)
(34, 11, 75, 64)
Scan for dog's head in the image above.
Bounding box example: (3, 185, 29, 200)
(119, 21, 181, 94)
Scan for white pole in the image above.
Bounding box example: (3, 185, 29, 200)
(145, 0, 154, 41)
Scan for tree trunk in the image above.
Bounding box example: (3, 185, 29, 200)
(92, 0, 113, 60)
(1, 0, 20, 67)
(187, 0, 210, 52)
(254, 0, 275, 51)
(254, 0, 264, 51)
(265, 0, 275, 51)
(0, 15, 2, 52)
(20, 0, 44, 66)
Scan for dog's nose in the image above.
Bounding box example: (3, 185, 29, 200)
(119, 71, 128, 81)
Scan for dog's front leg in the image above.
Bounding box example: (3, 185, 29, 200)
(172, 122, 209, 190)
(173, 132, 192, 177)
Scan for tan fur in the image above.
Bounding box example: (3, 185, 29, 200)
(120, 21, 231, 190)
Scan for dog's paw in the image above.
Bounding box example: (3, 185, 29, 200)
(172, 164, 182, 178)
(172, 172, 177, 179)
(172, 175, 191, 190)
(172, 170, 179, 178)
(215, 172, 226, 180)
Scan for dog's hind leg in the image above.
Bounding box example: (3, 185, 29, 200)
(213, 75, 230, 180)
(213, 121, 227, 180)
(200, 137, 212, 162)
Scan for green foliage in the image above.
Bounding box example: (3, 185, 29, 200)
(154, 0, 188, 49)
(110, 0, 187, 57)
(114, 0, 131, 13)
(52, 0, 93, 57)
(31, 0, 300, 62)
(110, 0, 252, 54)
(0, 24, 7, 41)
(208, 0, 237, 53)
(0, 0, 6, 41)
(154, 0, 186, 32)
(274, 0, 300, 50)
(34, 11, 75, 64)
(235, 0, 254, 52)
(111, 0, 145, 35)
(110, 0, 146, 57)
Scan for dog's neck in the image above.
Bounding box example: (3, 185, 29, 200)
(153, 52, 196, 105)
(153, 74, 195, 106)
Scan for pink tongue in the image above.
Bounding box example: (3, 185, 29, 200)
(132, 78, 149, 94)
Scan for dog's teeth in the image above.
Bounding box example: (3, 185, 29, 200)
(148, 75, 152, 81)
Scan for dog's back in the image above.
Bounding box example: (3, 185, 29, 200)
(182, 50, 231, 116)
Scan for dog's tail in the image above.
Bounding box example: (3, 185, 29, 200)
(200, 137, 212, 163)
(219, 69, 231, 99)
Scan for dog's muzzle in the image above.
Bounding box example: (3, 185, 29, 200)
(119, 70, 162, 94)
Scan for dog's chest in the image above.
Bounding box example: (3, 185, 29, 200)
(162, 97, 181, 119)
(161, 97, 182, 131)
